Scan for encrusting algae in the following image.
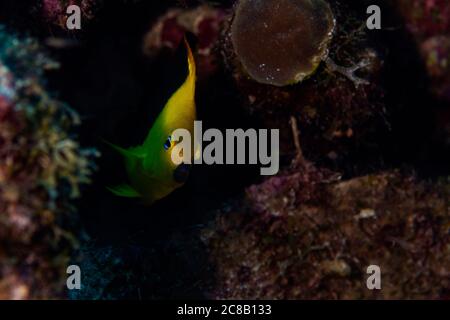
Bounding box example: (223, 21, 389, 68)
(202, 166, 450, 299)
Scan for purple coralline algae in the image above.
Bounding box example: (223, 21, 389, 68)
(41, 0, 97, 29)
(202, 164, 450, 299)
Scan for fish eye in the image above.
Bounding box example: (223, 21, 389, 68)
(163, 135, 172, 151)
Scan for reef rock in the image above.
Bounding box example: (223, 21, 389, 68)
(203, 166, 450, 299)
(0, 27, 97, 299)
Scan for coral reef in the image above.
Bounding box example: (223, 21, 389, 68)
(0, 26, 97, 299)
(217, 0, 386, 172)
(230, 65, 385, 164)
(203, 163, 450, 299)
(395, 0, 450, 102)
(143, 4, 226, 79)
(133, 3, 450, 299)
(40, 0, 98, 29)
(143, 2, 385, 172)
(0, 0, 446, 301)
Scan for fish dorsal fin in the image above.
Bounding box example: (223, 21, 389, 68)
(184, 37, 196, 93)
(161, 37, 196, 117)
(142, 37, 197, 150)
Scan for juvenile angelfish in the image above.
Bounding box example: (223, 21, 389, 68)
(106, 39, 196, 204)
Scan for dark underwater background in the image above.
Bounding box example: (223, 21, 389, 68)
(0, 0, 448, 299)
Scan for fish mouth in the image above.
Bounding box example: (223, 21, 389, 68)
(173, 163, 191, 183)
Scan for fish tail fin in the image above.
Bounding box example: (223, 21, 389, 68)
(107, 184, 140, 198)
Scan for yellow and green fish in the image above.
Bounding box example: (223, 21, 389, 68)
(105, 38, 196, 204)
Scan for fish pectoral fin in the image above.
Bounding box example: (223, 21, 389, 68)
(107, 184, 141, 198)
(102, 138, 146, 159)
